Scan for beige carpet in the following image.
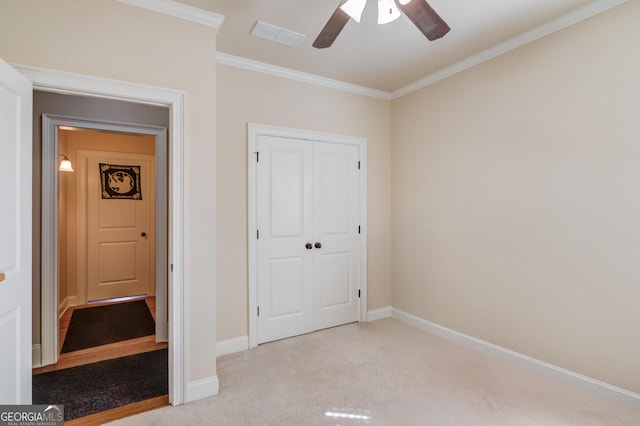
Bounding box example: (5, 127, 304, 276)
(110, 318, 639, 425)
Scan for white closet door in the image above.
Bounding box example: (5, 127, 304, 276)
(256, 136, 361, 344)
(312, 142, 360, 329)
(256, 135, 314, 344)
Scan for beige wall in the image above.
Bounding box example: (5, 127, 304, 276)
(3, 0, 636, 399)
(58, 129, 156, 306)
(216, 65, 392, 341)
(391, 1, 640, 393)
(0, 0, 217, 385)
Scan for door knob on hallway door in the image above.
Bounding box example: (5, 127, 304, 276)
(315, 242, 322, 249)
(141, 232, 147, 237)
(305, 243, 313, 250)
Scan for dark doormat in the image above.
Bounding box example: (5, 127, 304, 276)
(61, 300, 156, 353)
(33, 349, 168, 421)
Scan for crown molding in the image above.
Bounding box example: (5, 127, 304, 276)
(115, 0, 225, 30)
(392, 0, 629, 99)
(216, 52, 392, 101)
(117, 0, 627, 100)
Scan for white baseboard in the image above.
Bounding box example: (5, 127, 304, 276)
(217, 336, 249, 357)
(367, 306, 392, 321)
(32, 344, 42, 368)
(58, 296, 78, 318)
(186, 376, 219, 403)
(58, 297, 69, 318)
(391, 307, 640, 412)
(214, 308, 394, 357)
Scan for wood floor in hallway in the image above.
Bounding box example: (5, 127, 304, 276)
(32, 296, 169, 424)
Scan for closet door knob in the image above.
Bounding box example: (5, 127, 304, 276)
(315, 242, 322, 249)
(305, 243, 313, 250)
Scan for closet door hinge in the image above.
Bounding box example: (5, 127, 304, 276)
(257, 229, 260, 239)
(358, 289, 361, 298)
(358, 226, 361, 234)
(257, 306, 260, 316)
(256, 151, 260, 162)
(170, 264, 174, 272)
(358, 161, 360, 170)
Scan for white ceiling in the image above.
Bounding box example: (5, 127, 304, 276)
(180, 0, 622, 94)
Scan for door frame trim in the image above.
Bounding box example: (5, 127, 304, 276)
(16, 64, 187, 405)
(247, 123, 368, 349)
(41, 121, 167, 361)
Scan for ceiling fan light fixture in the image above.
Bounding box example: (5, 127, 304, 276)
(314, 0, 449, 49)
(340, 0, 367, 23)
(377, 0, 401, 25)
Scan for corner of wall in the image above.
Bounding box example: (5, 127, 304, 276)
(391, 308, 640, 412)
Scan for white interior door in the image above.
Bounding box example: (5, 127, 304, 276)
(257, 136, 314, 343)
(256, 135, 361, 344)
(0, 59, 32, 404)
(85, 151, 155, 301)
(313, 142, 360, 330)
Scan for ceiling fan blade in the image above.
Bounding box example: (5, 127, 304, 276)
(397, 0, 450, 41)
(313, 0, 350, 49)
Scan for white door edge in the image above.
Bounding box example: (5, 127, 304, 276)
(17, 64, 187, 406)
(247, 123, 368, 349)
(0, 58, 33, 404)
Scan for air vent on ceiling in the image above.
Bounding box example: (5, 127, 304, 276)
(250, 21, 305, 47)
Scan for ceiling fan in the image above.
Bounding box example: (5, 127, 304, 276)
(313, 0, 450, 49)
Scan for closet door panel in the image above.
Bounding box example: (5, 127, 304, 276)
(256, 136, 313, 344)
(313, 142, 360, 330)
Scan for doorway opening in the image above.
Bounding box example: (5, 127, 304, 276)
(10, 66, 189, 409)
(39, 115, 169, 365)
(59, 129, 161, 306)
(35, 120, 170, 421)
